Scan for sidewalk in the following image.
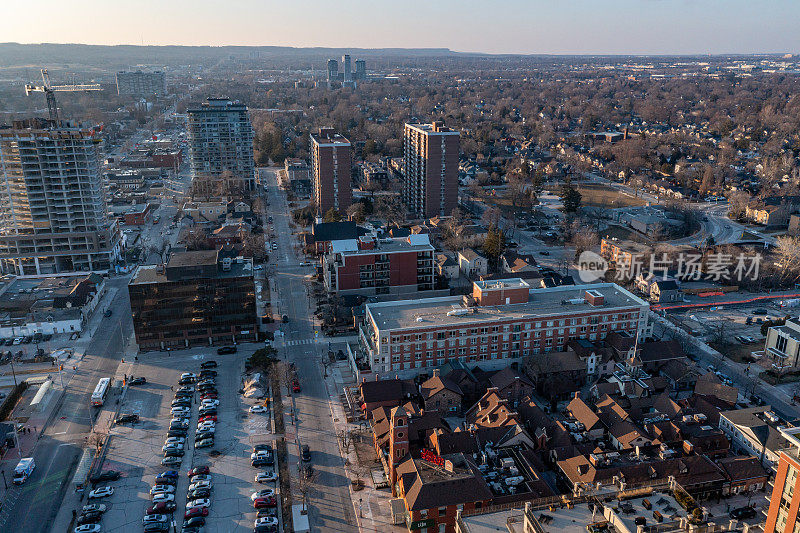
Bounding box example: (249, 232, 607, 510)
(320, 356, 400, 532)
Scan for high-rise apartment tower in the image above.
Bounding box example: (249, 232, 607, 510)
(402, 122, 460, 219)
(310, 127, 352, 216)
(187, 97, 255, 191)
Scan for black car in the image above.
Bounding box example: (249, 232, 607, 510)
(730, 507, 757, 520)
(168, 429, 188, 438)
(172, 400, 192, 408)
(301, 445, 311, 462)
(281, 315, 289, 323)
(144, 522, 170, 533)
(129, 377, 146, 385)
(199, 370, 217, 378)
(184, 517, 206, 528)
(195, 431, 215, 441)
(252, 457, 272, 467)
(200, 360, 218, 369)
(253, 444, 273, 453)
(115, 413, 139, 424)
(174, 392, 193, 400)
(164, 449, 185, 458)
(198, 409, 217, 417)
(90, 470, 121, 483)
(254, 524, 278, 533)
(76, 511, 103, 525)
(187, 488, 211, 500)
(155, 476, 177, 486)
(178, 378, 195, 386)
(217, 346, 237, 355)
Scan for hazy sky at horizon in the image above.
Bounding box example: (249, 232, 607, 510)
(2, 0, 798, 55)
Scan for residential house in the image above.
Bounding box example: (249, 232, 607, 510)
(458, 248, 488, 278)
(419, 372, 463, 414)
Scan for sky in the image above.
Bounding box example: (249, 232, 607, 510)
(1, 0, 799, 55)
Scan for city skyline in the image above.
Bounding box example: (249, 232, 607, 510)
(2, 0, 799, 55)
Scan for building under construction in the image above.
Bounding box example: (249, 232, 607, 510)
(0, 118, 121, 275)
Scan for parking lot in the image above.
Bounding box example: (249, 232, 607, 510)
(86, 343, 279, 532)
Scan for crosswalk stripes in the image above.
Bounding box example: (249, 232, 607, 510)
(284, 338, 314, 346)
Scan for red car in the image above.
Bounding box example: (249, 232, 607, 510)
(198, 415, 217, 423)
(201, 393, 218, 400)
(253, 496, 277, 509)
(188, 466, 210, 477)
(146, 502, 176, 514)
(292, 380, 300, 393)
(184, 506, 209, 519)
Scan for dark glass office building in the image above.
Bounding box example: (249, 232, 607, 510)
(128, 249, 257, 351)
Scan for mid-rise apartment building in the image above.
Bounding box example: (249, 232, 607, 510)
(115, 70, 167, 97)
(187, 97, 255, 191)
(310, 127, 352, 215)
(764, 427, 800, 533)
(128, 249, 257, 351)
(763, 317, 800, 371)
(323, 234, 435, 296)
(402, 122, 460, 219)
(356, 280, 650, 376)
(0, 119, 121, 274)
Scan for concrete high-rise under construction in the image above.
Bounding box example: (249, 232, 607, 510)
(0, 118, 121, 274)
(187, 97, 255, 191)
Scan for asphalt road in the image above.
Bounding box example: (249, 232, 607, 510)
(0, 277, 133, 533)
(263, 168, 356, 532)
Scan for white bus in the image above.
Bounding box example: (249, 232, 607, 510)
(91, 378, 111, 407)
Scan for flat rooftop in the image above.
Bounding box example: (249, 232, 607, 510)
(460, 509, 523, 533)
(310, 128, 350, 145)
(531, 503, 598, 533)
(330, 235, 433, 255)
(366, 283, 648, 332)
(130, 258, 253, 285)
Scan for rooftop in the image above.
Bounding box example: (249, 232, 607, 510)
(310, 127, 351, 145)
(366, 283, 648, 332)
(330, 235, 433, 256)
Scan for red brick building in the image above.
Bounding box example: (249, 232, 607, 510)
(765, 427, 800, 533)
(402, 122, 460, 219)
(357, 280, 651, 376)
(310, 127, 352, 216)
(323, 234, 435, 296)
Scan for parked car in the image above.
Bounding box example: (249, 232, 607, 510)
(150, 485, 176, 495)
(114, 413, 139, 425)
(255, 471, 277, 483)
(253, 496, 277, 509)
(161, 456, 182, 466)
(90, 470, 121, 483)
(196, 438, 214, 448)
(250, 488, 275, 501)
(88, 486, 114, 499)
(76, 511, 102, 525)
(217, 346, 237, 355)
(188, 466, 210, 477)
(159, 470, 179, 479)
(186, 488, 211, 500)
(730, 507, 757, 520)
(73, 525, 102, 533)
(249, 405, 267, 414)
(143, 514, 169, 525)
(187, 498, 211, 509)
(82, 504, 107, 514)
(200, 360, 218, 369)
(128, 376, 146, 385)
(147, 502, 176, 515)
(143, 523, 169, 533)
(183, 517, 205, 528)
(152, 493, 175, 503)
(251, 457, 273, 467)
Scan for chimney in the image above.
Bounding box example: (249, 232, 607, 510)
(432, 369, 440, 377)
(574, 391, 580, 399)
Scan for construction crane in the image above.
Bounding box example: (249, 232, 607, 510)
(24, 69, 102, 121)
